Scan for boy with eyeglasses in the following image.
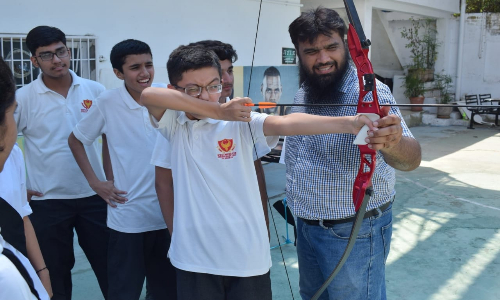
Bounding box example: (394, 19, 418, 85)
(151, 40, 272, 239)
(14, 25, 109, 300)
(140, 45, 376, 300)
(68, 39, 177, 300)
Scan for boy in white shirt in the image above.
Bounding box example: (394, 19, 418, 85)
(15, 26, 108, 300)
(152, 40, 271, 237)
(68, 39, 176, 300)
(141, 45, 376, 300)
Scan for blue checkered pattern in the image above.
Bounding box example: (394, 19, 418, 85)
(285, 65, 414, 220)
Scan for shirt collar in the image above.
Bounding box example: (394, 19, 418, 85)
(120, 84, 142, 110)
(177, 111, 221, 125)
(34, 69, 81, 94)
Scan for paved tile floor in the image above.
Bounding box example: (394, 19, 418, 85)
(70, 125, 500, 300)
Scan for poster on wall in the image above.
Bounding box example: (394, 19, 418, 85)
(242, 65, 299, 116)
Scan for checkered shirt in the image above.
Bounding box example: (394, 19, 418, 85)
(285, 65, 414, 220)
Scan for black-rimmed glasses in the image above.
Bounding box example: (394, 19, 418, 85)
(36, 48, 70, 61)
(172, 83, 222, 97)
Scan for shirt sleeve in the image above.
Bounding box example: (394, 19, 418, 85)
(150, 109, 178, 141)
(244, 112, 279, 160)
(150, 134, 172, 169)
(73, 100, 106, 145)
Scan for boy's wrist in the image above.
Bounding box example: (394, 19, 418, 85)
(89, 179, 103, 189)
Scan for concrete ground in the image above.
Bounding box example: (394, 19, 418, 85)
(70, 124, 500, 300)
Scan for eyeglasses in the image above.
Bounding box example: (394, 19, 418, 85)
(36, 48, 69, 61)
(173, 83, 222, 97)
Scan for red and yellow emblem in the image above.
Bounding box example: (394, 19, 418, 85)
(217, 139, 235, 153)
(217, 139, 237, 159)
(82, 100, 92, 110)
(81, 100, 93, 112)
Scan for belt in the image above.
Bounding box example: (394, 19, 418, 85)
(300, 201, 392, 227)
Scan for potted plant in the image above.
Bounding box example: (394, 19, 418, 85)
(402, 71, 425, 111)
(401, 18, 439, 82)
(433, 73, 454, 118)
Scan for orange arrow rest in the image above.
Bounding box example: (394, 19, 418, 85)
(244, 102, 277, 108)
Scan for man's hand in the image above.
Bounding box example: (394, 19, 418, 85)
(365, 113, 402, 151)
(218, 97, 253, 122)
(27, 189, 43, 202)
(90, 180, 128, 208)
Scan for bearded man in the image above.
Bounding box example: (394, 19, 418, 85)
(285, 7, 421, 300)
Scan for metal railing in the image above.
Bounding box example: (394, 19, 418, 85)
(0, 34, 97, 88)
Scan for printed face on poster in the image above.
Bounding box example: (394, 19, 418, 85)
(242, 66, 299, 115)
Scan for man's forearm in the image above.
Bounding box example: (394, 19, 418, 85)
(380, 136, 421, 171)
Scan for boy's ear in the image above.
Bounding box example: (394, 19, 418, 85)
(167, 84, 176, 90)
(113, 68, 124, 80)
(31, 56, 39, 68)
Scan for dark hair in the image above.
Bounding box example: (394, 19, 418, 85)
(110, 39, 153, 73)
(0, 57, 16, 151)
(188, 40, 238, 63)
(166, 45, 221, 86)
(26, 26, 66, 55)
(288, 7, 347, 49)
(263, 66, 280, 78)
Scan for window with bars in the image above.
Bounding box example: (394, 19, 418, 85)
(0, 34, 97, 88)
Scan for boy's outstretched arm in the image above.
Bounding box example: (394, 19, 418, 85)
(141, 87, 253, 121)
(263, 113, 376, 137)
(68, 133, 128, 207)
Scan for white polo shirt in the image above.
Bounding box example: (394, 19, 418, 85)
(153, 110, 278, 277)
(0, 144, 31, 218)
(15, 70, 105, 200)
(73, 85, 166, 233)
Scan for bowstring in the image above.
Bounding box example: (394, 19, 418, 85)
(246, 1, 295, 299)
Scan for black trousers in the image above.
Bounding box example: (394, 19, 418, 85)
(176, 269, 272, 300)
(29, 195, 109, 300)
(107, 228, 177, 300)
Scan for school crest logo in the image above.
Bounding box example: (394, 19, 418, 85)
(217, 139, 237, 159)
(81, 100, 93, 112)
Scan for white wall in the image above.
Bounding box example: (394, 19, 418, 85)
(458, 13, 500, 98)
(392, 13, 500, 102)
(0, 0, 301, 88)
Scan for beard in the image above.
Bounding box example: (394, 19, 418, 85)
(299, 50, 349, 104)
